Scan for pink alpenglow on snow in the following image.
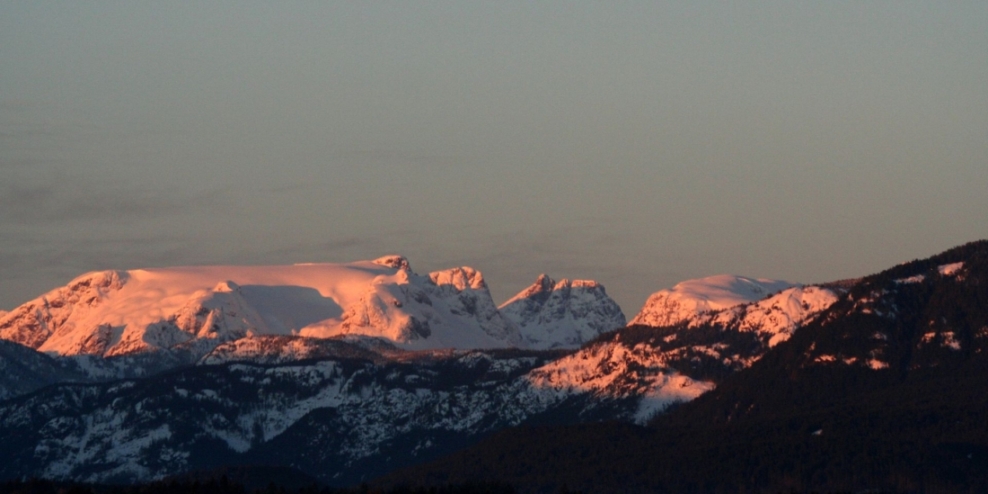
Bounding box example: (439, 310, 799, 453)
(0, 256, 522, 357)
(629, 275, 799, 327)
(630, 274, 839, 347)
(499, 274, 626, 349)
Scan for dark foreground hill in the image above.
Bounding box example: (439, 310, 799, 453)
(0, 477, 517, 494)
(376, 241, 988, 493)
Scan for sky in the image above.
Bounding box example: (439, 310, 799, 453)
(1, 1, 987, 314)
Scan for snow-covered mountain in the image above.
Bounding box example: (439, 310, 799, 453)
(628, 274, 840, 348)
(512, 274, 839, 424)
(630, 274, 798, 327)
(0, 256, 521, 358)
(689, 284, 839, 347)
(0, 272, 844, 484)
(499, 275, 626, 349)
(529, 281, 840, 423)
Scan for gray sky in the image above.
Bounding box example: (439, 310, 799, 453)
(2, 2, 987, 314)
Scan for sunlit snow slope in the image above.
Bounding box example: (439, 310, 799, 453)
(530, 276, 840, 423)
(0, 256, 521, 356)
(629, 275, 798, 327)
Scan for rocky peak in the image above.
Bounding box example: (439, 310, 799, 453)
(429, 266, 486, 291)
(569, 279, 601, 289)
(373, 255, 411, 271)
(534, 274, 554, 288)
(213, 280, 240, 293)
(500, 275, 626, 349)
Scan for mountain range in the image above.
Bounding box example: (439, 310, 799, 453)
(379, 241, 988, 493)
(1, 242, 986, 492)
(0, 255, 625, 359)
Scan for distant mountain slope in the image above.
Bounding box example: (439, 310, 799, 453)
(0, 347, 637, 486)
(0, 256, 521, 357)
(377, 240, 988, 493)
(672, 240, 988, 426)
(629, 274, 798, 327)
(199, 335, 399, 366)
(519, 278, 840, 423)
(0, 340, 87, 401)
(499, 274, 626, 349)
(666, 283, 839, 347)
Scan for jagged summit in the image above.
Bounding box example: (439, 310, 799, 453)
(500, 274, 625, 349)
(429, 266, 487, 292)
(530, 274, 555, 293)
(502, 275, 605, 307)
(372, 255, 411, 271)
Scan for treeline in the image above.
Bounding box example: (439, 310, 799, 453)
(377, 365, 988, 493)
(0, 478, 521, 494)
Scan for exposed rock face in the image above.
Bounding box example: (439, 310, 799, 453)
(372, 255, 411, 271)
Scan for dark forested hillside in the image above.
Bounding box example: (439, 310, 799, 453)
(377, 241, 988, 493)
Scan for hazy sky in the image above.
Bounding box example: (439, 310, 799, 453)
(2, 2, 987, 314)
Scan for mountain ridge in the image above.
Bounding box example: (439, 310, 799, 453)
(0, 257, 637, 361)
(0, 258, 523, 358)
(375, 240, 988, 493)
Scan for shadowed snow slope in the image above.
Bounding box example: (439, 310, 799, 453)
(500, 275, 626, 349)
(0, 256, 521, 357)
(630, 275, 798, 327)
